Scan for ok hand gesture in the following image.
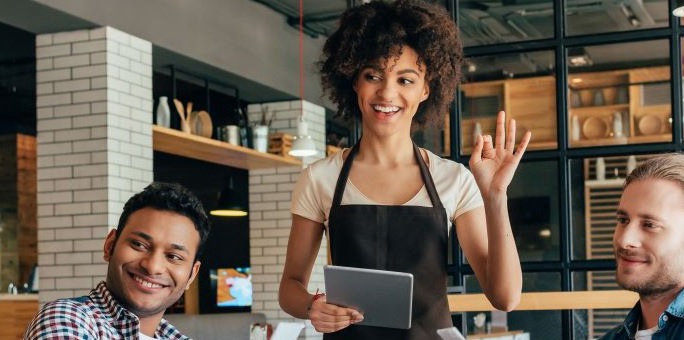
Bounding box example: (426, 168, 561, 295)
(469, 111, 531, 199)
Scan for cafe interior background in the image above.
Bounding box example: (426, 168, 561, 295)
(1, 0, 683, 339)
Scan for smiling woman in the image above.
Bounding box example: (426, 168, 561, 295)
(279, 1, 530, 339)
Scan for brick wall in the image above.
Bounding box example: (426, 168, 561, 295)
(35, 27, 153, 303)
(247, 100, 327, 339)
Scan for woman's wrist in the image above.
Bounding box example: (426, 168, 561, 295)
(306, 291, 326, 319)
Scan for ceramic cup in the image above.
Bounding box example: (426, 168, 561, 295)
(227, 125, 240, 145)
(252, 125, 269, 153)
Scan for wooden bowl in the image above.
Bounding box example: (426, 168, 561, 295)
(189, 110, 213, 138)
(582, 116, 608, 139)
(638, 114, 662, 136)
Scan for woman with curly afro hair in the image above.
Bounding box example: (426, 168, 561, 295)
(280, 1, 531, 339)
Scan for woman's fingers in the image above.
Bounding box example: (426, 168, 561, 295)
(469, 134, 483, 166)
(505, 118, 516, 151)
(310, 299, 364, 333)
(494, 111, 505, 150)
(514, 130, 532, 161)
(482, 135, 495, 159)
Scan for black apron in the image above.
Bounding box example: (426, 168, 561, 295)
(325, 142, 452, 340)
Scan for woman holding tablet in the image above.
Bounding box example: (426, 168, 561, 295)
(279, 1, 529, 339)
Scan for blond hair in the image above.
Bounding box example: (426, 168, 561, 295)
(625, 153, 684, 191)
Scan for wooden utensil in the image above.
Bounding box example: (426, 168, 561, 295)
(173, 98, 186, 121)
(186, 102, 193, 118)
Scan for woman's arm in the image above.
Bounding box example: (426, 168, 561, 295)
(455, 204, 521, 311)
(279, 214, 363, 332)
(463, 110, 530, 311)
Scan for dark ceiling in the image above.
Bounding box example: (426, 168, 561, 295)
(0, 0, 673, 134)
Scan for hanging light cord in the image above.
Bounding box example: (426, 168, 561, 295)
(299, 0, 304, 101)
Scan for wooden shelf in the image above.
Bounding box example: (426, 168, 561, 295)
(152, 126, 301, 170)
(570, 103, 629, 114)
(460, 140, 557, 155)
(585, 178, 625, 188)
(570, 133, 670, 148)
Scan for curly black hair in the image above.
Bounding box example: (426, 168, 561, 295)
(319, 0, 463, 127)
(114, 182, 211, 261)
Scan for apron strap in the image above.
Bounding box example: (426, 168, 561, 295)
(331, 142, 360, 208)
(412, 143, 444, 211)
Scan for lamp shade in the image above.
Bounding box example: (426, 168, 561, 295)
(674, 0, 684, 17)
(209, 183, 247, 217)
(290, 135, 317, 157)
(288, 118, 317, 157)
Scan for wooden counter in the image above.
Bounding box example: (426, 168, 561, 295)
(448, 290, 638, 312)
(0, 294, 38, 339)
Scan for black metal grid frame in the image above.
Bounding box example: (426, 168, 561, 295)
(447, 1, 684, 339)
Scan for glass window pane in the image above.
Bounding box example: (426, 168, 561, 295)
(460, 310, 560, 339)
(460, 50, 557, 155)
(463, 273, 561, 338)
(573, 271, 631, 339)
(412, 113, 450, 156)
(565, 0, 668, 36)
(465, 272, 560, 293)
(570, 154, 658, 260)
(509, 161, 560, 262)
(458, 160, 559, 264)
(458, 0, 554, 47)
(567, 41, 672, 148)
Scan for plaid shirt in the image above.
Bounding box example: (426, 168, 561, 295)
(24, 281, 189, 340)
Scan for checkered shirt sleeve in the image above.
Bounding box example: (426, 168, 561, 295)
(24, 299, 99, 339)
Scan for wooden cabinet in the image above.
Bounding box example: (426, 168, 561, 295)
(460, 65, 672, 153)
(0, 295, 38, 339)
(569, 66, 671, 147)
(460, 76, 557, 154)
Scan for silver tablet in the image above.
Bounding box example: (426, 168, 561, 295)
(323, 265, 413, 329)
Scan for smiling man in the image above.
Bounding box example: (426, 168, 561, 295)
(25, 182, 211, 340)
(600, 154, 684, 340)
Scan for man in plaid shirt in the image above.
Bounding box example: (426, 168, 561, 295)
(25, 182, 211, 339)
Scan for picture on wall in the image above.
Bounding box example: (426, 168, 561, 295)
(212, 267, 253, 307)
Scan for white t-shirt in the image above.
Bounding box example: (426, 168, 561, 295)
(139, 333, 156, 340)
(634, 324, 658, 340)
(291, 148, 483, 233)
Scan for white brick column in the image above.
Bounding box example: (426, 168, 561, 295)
(247, 100, 327, 339)
(35, 27, 153, 303)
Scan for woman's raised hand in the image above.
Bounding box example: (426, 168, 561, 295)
(469, 111, 531, 199)
(308, 296, 364, 333)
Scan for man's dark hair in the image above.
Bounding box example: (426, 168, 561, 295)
(114, 182, 211, 261)
(319, 0, 463, 127)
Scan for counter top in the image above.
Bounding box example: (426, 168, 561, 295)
(0, 293, 38, 301)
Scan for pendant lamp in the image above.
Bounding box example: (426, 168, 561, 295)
(674, 0, 684, 17)
(209, 177, 247, 217)
(288, 0, 318, 158)
(290, 116, 317, 157)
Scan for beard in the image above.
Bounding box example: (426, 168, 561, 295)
(615, 262, 681, 297)
(617, 275, 680, 297)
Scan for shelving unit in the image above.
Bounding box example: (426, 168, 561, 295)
(460, 76, 558, 154)
(569, 66, 671, 148)
(152, 125, 301, 170)
(460, 65, 672, 154)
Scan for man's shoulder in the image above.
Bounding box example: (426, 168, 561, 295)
(24, 296, 101, 339)
(41, 296, 97, 316)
